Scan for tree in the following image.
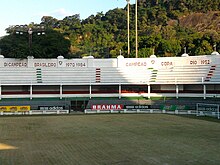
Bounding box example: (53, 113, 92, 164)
(0, 29, 70, 58)
(158, 39, 181, 56)
(41, 16, 58, 28)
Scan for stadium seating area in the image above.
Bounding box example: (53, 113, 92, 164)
(0, 64, 215, 85)
(0, 54, 220, 100)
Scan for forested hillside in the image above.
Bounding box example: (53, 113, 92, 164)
(0, 0, 220, 58)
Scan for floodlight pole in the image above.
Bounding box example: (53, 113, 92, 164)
(135, 0, 138, 58)
(14, 25, 45, 57)
(28, 28, 33, 56)
(126, 0, 130, 57)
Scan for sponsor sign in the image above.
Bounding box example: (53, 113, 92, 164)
(0, 106, 30, 112)
(125, 105, 150, 109)
(197, 104, 218, 112)
(19, 106, 30, 112)
(0, 106, 7, 111)
(38, 106, 65, 110)
(91, 104, 123, 110)
(196, 103, 220, 119)
(160, 105, 189, 111)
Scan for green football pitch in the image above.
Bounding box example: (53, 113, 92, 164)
(0, 114, 220, 165)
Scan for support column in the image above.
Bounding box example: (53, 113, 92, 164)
(60, 84, 63, 99)
(30, 85, 33, 100)
(148, 84, 151, 99)
(0, 85, 2, 100)
(176, 84, 179, 99)
(203, 84, 206, 99)
(89, 84, 92, 99)
(119, 84, 121, 99)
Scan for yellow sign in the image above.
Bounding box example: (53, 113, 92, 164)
(0, 106, 7, 111)
(0, 106, 30, 112)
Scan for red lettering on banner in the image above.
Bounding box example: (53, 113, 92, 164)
(161, 61, 173, 66)
(34, 62, 56, 67)
(190, 60, 210, 65)
(201, 60, 210, 65)
(190, 60, 197, 65)
(92, 104, 123, 110)
(4, 62, 27, 67)
(126, 62, 147, 67)
(66, 62, 86, 67)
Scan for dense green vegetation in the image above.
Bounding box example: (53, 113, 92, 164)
(0, 29, 70, 58)
(0, 0, 220, 58)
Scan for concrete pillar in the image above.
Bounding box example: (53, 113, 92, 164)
(30, 85, 33, 100)
(148, 84, 151, 99)
(203, 84, 206, 99)
(0, 85, 1, 100)
(89, 84, 92, 99)
(119, 84, 121, 99)
(60, 84, 63, 99)
(176, 84, 179, 99)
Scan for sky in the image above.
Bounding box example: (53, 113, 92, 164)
(0, 0, 135, 37)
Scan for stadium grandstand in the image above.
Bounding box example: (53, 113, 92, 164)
(0, 50, 220, 112)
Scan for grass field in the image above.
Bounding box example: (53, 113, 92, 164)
(0, 114, 220, 165)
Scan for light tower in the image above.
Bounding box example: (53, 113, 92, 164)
(135, 0, 138, 58)
(126, 0, 130, 57)
(13, 25, 45, 56)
